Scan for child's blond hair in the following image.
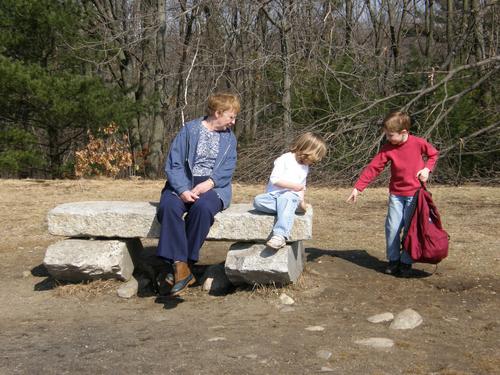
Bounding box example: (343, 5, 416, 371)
(207, 92, 241, 116)
(290, 132, 327, 164)
(383, 111, 411, 132)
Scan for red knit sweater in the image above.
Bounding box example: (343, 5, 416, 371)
(354, 135, 439, 196)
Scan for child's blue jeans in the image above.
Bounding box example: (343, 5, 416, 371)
(253, 191, 301, 239)
(385, 194, 414, 265)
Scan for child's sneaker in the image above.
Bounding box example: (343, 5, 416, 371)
(295, 201, 307, 214)
(266, 235, 286, 249)
(398, 263, 413, 278)
(384, 260, 400, 275)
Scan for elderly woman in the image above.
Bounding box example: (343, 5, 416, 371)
(156, 92, 240, 296)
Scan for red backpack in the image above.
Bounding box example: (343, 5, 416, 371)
(402, 184, 449, 264)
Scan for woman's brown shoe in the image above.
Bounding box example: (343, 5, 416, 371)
(171, 261, 195, 296)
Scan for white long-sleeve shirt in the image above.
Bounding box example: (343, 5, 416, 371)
(266, 152, 309, 196)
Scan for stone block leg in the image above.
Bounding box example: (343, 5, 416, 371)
(43, 239, 140, 281)
(225, 241, 305, 286)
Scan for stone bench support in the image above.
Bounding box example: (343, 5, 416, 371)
(44, 239, 140, 281)
(225, 241, 305, 285)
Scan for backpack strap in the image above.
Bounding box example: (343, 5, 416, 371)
(401, 187, 420, 248)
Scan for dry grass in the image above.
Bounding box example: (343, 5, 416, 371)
(247, 271, 313, 301)
(52, 279, 120, 299)
(248, 282, 284, 298)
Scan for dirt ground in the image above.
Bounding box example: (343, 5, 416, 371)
(0, 179, 498, 375)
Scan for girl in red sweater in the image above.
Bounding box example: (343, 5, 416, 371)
(347, 111, 439, 277)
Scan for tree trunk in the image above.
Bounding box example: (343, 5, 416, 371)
(424, 0, 434, 61)
(446, 0, 454, 58)
(459, 0, 470, 64)
(145, 0, 168, 178)
(386, 2, 399, 72)
(345, 0, 353, 47)
(281, 0, 293, 140)
(47, 126, 61, 178)
(365, 0, 384, 93)
(471, 0, 486, 61)
(175, 1, 199, 125)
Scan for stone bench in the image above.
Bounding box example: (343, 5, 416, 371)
(44, 201, 313, 286)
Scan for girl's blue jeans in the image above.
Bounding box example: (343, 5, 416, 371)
(385, 194, 414, 265)
(253, 191, 301, 239)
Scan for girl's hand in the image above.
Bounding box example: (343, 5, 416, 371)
(346, 188, 359, 203)
(291, 183, 305, 192)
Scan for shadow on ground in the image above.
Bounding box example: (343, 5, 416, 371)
(154, 295, 186, 309)
(31, 264, 58, 291)
(306, 247, 432, 278)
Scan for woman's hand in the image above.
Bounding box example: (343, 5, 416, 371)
(180, 191, 199, 203)
(191, 178, 215, 196)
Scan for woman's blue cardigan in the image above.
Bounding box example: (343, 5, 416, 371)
(164, 117, 237, 209)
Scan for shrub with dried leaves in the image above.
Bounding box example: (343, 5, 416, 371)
(75, 123, 132, 178)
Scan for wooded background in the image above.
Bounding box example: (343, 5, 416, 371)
(0, 0, 498, 184)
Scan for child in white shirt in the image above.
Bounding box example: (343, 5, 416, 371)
(253, 132, 327, 249)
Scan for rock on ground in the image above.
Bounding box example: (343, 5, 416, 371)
(202, 264, 232, 295)
(390, 308, 423, 330)
(355, 337, 395, 349)
(367, 312, 394, 323)
(117, 276, 139, 298)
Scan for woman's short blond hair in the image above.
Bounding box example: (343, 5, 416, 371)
(207, 92, 241, 116)
(290, 132, 327, 164)
(383, 111, 411, 132)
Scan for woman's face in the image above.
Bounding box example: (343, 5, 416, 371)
(214, 110, 237, 131)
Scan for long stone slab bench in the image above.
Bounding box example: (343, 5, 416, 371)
(45, 201, 313, 286)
